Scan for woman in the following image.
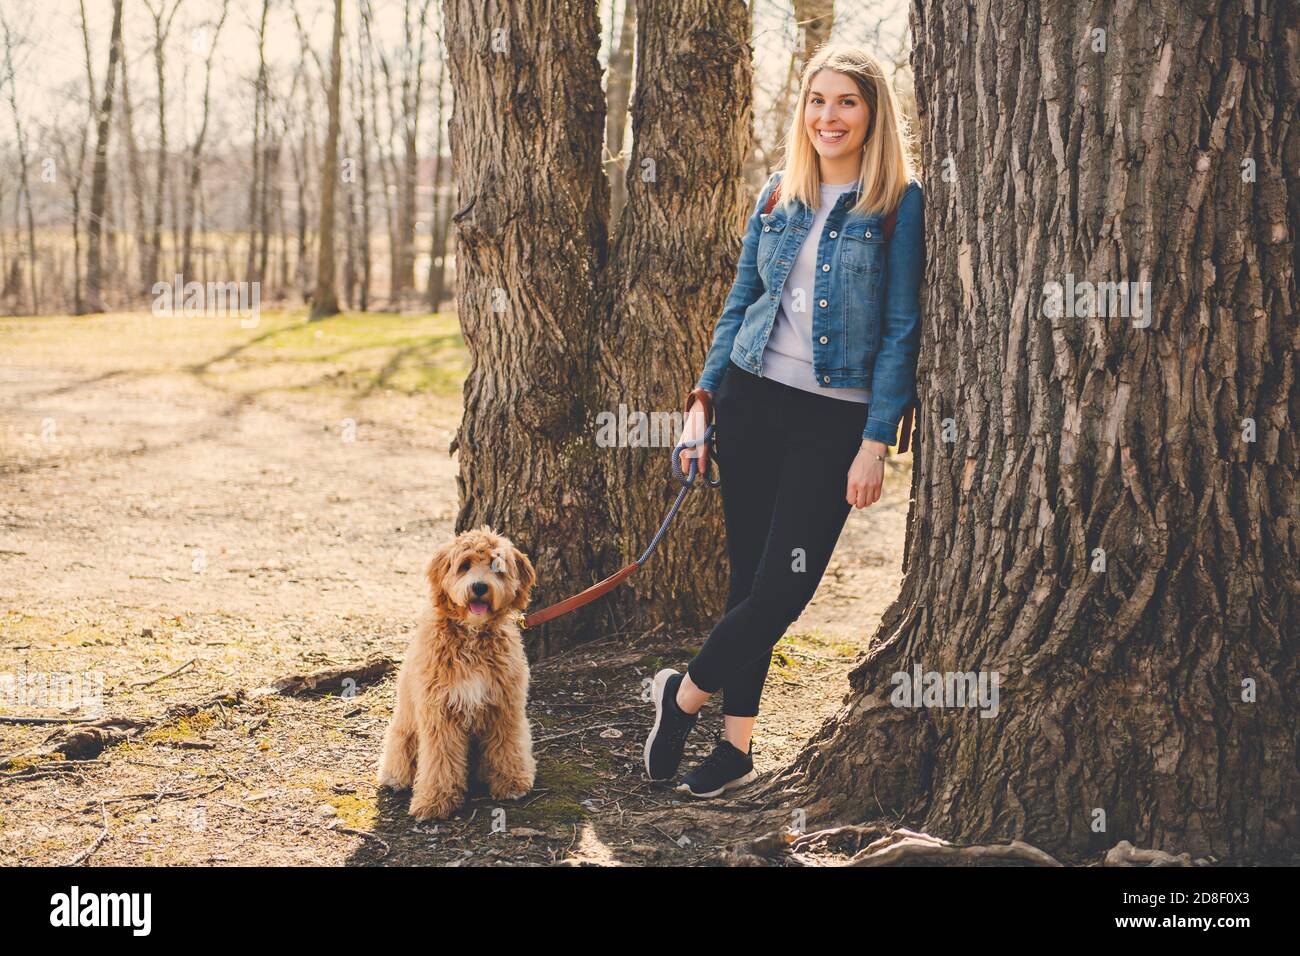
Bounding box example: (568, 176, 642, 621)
(643, 45, 923, 797)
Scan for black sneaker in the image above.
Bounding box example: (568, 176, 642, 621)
(643, 668, 698, 781)
(677, 734, 756, 798)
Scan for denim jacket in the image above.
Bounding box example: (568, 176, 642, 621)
(695, 171, 923, 445)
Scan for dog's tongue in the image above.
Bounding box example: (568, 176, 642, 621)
(469, 600, 490, 615)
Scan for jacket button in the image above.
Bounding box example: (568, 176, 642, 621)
(763, 225, 770, 232)
(823, 375, 831, 383)
(865, 230, 872, 238)
(819, 335, 828, 344)
(822, 264, 830, 272)
(819, 299, 827, 308)
(829, 230, 837, 238)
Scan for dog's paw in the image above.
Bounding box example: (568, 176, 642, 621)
(409, 791, 463, 821)
(488, 775, 534, 802)
(377, 768, 412, 791)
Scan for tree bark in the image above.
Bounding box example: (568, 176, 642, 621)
(787, 0, 1299, 863)
(443, 0, 614, 656)
(595, 0, 752, 632)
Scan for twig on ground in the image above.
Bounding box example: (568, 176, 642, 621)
(67, 802, 111, 865)
(332, 825, 391, 857)
(132, 658, 197, 688)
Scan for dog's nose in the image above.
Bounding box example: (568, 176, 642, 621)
(470, 581, 489, 597)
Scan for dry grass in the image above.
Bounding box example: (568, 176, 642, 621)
(0, 308, 910, 866)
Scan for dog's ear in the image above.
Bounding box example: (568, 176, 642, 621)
(510, 546, 536, 611)
(426, 539, 456, 610)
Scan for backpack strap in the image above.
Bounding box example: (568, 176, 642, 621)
(762, 179, 899, 240)
(762, 181, 782, 216)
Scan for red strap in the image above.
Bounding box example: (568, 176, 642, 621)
(522, 562, 639, 629)
(762, 181, 781, 216)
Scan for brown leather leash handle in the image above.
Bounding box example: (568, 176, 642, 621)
(683, 386, 714, 477)
(522, 561, 640, 629)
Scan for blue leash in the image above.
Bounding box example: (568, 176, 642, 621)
(636, 424, 720, 564)
(523, 423, 719, 629)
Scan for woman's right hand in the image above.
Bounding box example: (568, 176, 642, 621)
(677, 401, 710, 476)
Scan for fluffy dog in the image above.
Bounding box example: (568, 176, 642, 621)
(378, 525, 537, 820)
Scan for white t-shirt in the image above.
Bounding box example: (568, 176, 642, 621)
(761, 181, 871, 404)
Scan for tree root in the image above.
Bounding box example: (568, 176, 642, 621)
(723, 825, 1063, 867)
(249, 654, 396, 698)
(789, 822, 892, 854)
(845, 828, 1063, 866)
(0, 690, 245, 770)
(1103, 840, 1208, 867)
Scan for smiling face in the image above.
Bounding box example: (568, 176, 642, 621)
(426, 527, 536, 630)
(803, 69, 872, 170)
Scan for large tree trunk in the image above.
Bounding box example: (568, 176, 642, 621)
(595, 0, 751, 632)
(443, 0, 614, 656)
(786, 0, 1299, 863)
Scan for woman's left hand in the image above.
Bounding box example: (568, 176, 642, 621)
(847, 440, 887, 509)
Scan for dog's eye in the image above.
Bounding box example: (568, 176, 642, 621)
(458, 560, 471, 573)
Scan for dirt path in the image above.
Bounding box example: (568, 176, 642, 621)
(0, 310, 909, 866)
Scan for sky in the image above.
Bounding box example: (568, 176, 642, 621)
(3, 0, 911, 162)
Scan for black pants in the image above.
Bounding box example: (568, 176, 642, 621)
(687, 359, 870, 718)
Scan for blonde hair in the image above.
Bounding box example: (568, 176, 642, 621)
(775, 45, 916, 217)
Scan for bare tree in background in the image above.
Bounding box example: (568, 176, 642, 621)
(351, 8, 375, 311)
(83, 0, 124, 314)
(42, 1, 102, 316)
(0, 6, 38, 313)
(603, 0, 635, 228)
(393, 0, 432, 306)
(793, 0, 834, 66)
(142, 0, 184, 288)
(423, 25, 448, 312)
(180, 0, 229, 280)
(117, 29, 151, 295)
(309, 0, 343, 321)
(245, 0, 270, 285)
